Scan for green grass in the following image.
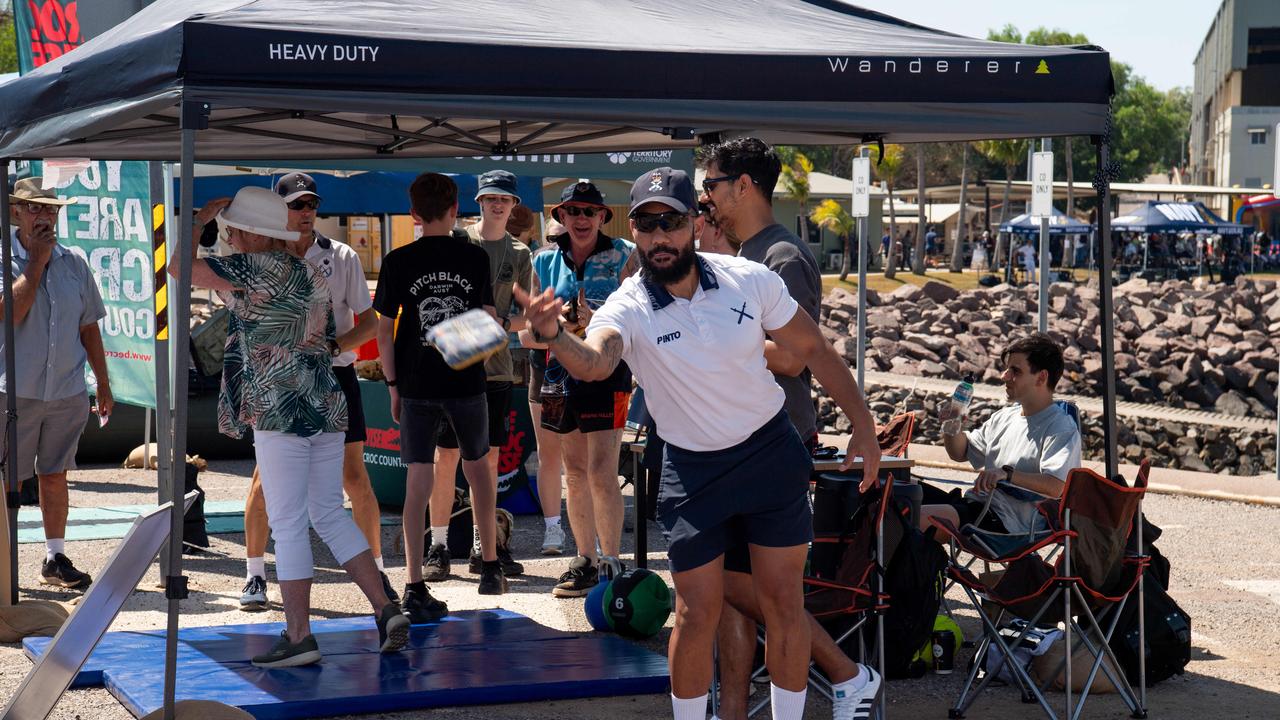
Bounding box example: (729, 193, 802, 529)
(820, 268, 984, 296)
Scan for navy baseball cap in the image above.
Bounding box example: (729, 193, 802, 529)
(552, 180, 612, 222)
(275, 172, 321, 203)
(475, 169, 521, 203)
(629, 167, 696, 216)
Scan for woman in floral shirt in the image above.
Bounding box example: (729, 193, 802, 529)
(179, 188, 408, 667)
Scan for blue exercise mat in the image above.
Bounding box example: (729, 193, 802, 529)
(26, 610, 670, 718)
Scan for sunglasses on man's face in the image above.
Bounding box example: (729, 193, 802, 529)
(287, 198, 320, 211)
(632, 211, 690, 234)
(560, 205, 600, 218)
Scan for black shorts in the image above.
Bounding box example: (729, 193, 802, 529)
(919, 482, 1009, 534)
(332, 364, 367, 444)
(438, 381, 511, 449)
(541, 389, 630, 435)
(658, 411, 814, 573)
(399, 394, 489, 463)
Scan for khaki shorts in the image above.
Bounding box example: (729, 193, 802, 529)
(0, 392, 90, 478)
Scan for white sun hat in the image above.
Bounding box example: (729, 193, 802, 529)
(216, 186, 301, 242)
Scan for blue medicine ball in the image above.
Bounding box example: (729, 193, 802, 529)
(584, 578, 611, 632)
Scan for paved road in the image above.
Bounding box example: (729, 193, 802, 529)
(1, 461, 1276, 719)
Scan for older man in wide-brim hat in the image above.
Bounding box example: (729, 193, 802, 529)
(2, 177, 110, 593)
(174, 187, 409, 668)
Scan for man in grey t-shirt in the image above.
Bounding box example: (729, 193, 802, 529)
(700, 140, 822, 449)
(921, 333, 1082, 540)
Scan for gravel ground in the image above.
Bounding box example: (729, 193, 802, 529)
(2, 459, 1277, 719)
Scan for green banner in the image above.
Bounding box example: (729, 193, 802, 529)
(13, 0, 84, 74)
(22, 160, 157, 409)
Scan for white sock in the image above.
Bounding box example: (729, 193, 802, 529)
(770, 684, 807, 720)
(670, 693, 707, 720)
(832, 665, 868, 696)
(544, 516, 561, 529)
(246, 556, 266, 580)
(46, 538, 65, 561)
(374, 556, 385, 572)
(430, 526, 449, 548)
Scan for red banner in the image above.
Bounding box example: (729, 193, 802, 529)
(16, 0, 82, 72)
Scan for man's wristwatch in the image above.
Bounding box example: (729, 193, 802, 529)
(501, 316, 511, 332)
(1001, 464, 1015, 486)
(532, 322, 562, 344)
(385, 378, 397, 388)
(326, 339, 342, 358)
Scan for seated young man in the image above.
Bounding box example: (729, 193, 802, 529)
(920, 333, 1082, 540)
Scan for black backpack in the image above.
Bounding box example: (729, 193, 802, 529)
(860, 502, 948, 679)
(1108, 544, 1191, 686)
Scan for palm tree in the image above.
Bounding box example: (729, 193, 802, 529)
(951, 143, 971, 272)
(812, 199, 857, 282)
(875, 144, 907, 279)
(779, 153, 814, 244)
(975, 138, 1030, 272)
(913, 146, 927, 275)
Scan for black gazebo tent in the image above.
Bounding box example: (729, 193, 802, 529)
(0, 1, 1125, 717)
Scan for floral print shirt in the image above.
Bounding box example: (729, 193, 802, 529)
(206, 250, 347, 438)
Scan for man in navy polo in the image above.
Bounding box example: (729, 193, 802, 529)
(515, 168, 881, 720)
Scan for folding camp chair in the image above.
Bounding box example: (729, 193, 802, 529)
(932, 460, 1151, 720)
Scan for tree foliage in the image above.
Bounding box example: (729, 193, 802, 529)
(1, 4, 17, 75)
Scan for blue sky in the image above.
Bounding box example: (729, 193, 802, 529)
(852, 0, 1222, 91)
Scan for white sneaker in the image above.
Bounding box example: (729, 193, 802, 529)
(541, 524, 566, 556)
(240, 575, 269, 612)
(832, 664, 881, 720)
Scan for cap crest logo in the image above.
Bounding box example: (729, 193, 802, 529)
(296, 178, 308, 188)
(648, 173, 664, 192)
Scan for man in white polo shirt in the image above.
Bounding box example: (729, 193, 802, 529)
(238, 172, 397, 611)
(515, 167, 881, 720)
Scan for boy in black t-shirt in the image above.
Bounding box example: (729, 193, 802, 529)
(373, 173, 507, 610)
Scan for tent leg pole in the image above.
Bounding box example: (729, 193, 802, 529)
(1, 157, 19, 607)
(1095, 140, 1119, 479)
(164, 102, 207, 720)
(855, 147, 870, 390)
(152, 162, 175, 584)
(1039, 139, 1050, 332)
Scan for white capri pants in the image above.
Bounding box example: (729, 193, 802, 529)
(253, 430, 370, 581)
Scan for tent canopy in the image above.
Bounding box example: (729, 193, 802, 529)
(1111, 201, 1254, 236)
(0, 0, 1113, 161)
(999, 207, 1091, 235)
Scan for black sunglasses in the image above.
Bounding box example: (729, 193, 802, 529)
(287, 198, 320, 211)
(632, 211, 690, 234)
(560, 206, 600, 218)
(701, 173, 758, 194)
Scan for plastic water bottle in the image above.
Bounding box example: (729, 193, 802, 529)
(941, 374, 975, 436)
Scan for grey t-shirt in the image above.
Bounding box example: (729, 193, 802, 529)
(964, 403, 1083, 535)
(738, 223, 822, 440)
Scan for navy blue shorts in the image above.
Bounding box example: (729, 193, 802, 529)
(332, 364, 367, 445)
(657, 411, 814, 573)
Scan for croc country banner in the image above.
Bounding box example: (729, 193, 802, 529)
(17, 160, 157, 409)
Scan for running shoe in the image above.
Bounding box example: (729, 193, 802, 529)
(239, 575, 269, 612)
(552, 556, 599, 598)
(251, 631, 321, 668)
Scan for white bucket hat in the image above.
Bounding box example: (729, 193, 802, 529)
(216, 187, 301, 242)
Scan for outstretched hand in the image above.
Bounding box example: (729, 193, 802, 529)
(512, 285, 562, 340)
